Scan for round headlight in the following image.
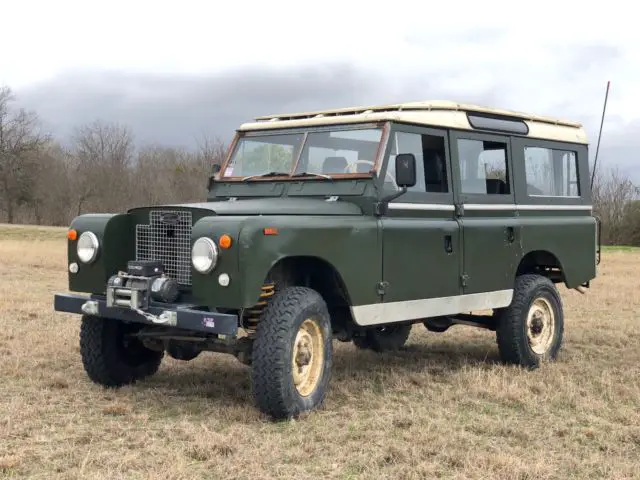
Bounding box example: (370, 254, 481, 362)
(192, 237, 218, 274)
(77, 231, 99, 264)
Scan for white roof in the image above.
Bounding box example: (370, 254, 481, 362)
(238, 100, 588, 144)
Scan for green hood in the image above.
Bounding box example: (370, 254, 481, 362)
(140, 197, 363, 216)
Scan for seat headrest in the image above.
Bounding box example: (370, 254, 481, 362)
(322, 156, 348, 173)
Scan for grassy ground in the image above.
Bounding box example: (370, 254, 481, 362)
(1, 224, 639, 479)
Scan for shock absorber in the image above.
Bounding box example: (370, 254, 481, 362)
(243, 283, 275, 335)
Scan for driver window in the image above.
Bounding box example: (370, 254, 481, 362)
(386, 132, 448, 193)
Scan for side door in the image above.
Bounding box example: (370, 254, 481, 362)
(449, 130, 522, 297)
(378, 124, 461, 322)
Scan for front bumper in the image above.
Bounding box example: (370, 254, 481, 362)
(54, 293, 238, 336)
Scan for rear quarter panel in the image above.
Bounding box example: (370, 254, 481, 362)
(509, 138, 596, 288)
(518, 210, 597, 287)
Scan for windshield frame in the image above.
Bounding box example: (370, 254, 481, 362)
(218, 121, 390, 182)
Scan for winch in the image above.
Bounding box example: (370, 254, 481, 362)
(106, 260, 180, 310)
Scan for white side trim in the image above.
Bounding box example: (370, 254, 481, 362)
(388, 203, 455, 212)
(350, 289, 513, 326)
(385, 202, 592, 213)
(463, 203, 592, 212)
(516, 204, 592, 211)
(464, 204, 515, 211)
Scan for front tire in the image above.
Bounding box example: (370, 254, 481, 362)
(496, 274, 564, 369)
(251, 286, 333, 420)
(79, 315, 164, 387)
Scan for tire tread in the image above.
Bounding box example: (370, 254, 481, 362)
(496, 274, 564, 368)
(251, 286, 332, 419)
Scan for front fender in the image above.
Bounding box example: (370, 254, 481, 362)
(191, 216, 245, 309)
(68, 213, 133, 294)
(237, 216, 381, 308)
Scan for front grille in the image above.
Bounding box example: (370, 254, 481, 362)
(135, 210, 192, 286)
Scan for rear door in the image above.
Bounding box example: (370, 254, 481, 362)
(378, 124, 461, 322)
(450, 130, 522, 297)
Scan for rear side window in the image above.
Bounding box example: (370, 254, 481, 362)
(457, 138, 510, 195)
(524, 147, 579, 197)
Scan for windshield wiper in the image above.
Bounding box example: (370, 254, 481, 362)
(291, 172, 333, 181)
(241, 171, 290, 182)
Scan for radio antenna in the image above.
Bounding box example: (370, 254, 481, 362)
(590, 80, 611, 189)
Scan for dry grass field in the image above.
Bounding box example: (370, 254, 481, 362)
(1, 224, 639, 479)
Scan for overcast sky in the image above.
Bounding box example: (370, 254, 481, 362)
(2, 0, 638, 180)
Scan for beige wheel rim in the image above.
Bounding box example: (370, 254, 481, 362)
(292, 318, 324, 397)
(526, 297, 555, 355)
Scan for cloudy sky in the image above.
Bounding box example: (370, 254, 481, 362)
(2, 0, 639, 180)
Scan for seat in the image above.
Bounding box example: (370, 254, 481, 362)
(355, 160, 373, 173)
(424, 150, 446, 192)
(322, 156, 348, 174)
(485, 178, 507, 194)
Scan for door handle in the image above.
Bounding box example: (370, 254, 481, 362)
(444, 234, 453, 253)
(505, 226, 515, 244)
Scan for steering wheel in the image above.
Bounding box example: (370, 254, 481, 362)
(343, 160, 396, 184)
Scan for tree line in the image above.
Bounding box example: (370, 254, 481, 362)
(1, 84, 639, 245)
(0, 85, 227, 226)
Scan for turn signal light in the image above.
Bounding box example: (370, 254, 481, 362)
(263, 227, 279, 236)
(67, 229, 78, 241)
(219, 234, 233, 249)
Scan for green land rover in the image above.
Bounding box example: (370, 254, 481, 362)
(54, 100, 600, 419)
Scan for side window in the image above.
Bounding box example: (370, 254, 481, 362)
(524, 146, 579, 197)
(457, 138, 510, 195)
(386, 132, 448, 193)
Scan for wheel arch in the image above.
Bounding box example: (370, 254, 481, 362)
(264, 255, 352, 304)
(261, 255, 355, 329)
(516, 250, 567, 285)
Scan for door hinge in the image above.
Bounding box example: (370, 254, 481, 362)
(460, 274, 469, 288)
(376, 281, 389, 296)
(455, 203, 464, 217)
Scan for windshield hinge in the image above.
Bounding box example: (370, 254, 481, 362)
(326, 196, 339, 202)
(227, 197, 237, 202)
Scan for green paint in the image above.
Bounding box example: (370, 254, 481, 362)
(62, 118, 597, 326)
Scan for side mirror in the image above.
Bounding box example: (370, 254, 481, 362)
(374, 153, 416, 216)
(395, 153, 416, 188)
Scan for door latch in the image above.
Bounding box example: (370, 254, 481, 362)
(376, 281, 389, 296)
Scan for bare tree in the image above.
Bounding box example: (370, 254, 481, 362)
(0, 86, 50, 223)
(195, 133, 229, 169)
(592, 166, 640, 244)
(69, 120, 135, 214)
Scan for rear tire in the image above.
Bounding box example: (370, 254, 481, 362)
(496, 274, 564, 369)
(79, 315, 164, 387)
(250, 286, 333, 420)
(353, 324, 411, 352)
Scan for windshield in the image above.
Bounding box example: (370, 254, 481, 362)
(222, 125, 385, 179)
